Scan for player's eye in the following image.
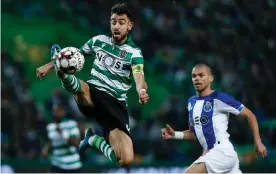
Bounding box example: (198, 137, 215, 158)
(111, 21, 116, 25)
(118, 21, 124, 25)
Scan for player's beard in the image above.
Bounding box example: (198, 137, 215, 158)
(195, 84, 206, 92)
(113, 32, 128, 43)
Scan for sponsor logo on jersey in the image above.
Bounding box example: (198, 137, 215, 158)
(194, 115, 209, 125)
(96, 50, 131, 71)
(200, 115, 209, 125)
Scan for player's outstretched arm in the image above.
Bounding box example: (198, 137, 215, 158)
(36, 61, 55, 80)
(239, 107, 267, 158)
(161, 124, 197, 141)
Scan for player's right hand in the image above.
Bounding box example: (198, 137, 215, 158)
(36, 62, 54, 80)
(139, 89, 149, 105)
(161, 124, 175, 140)
(255, 141, 267, 159)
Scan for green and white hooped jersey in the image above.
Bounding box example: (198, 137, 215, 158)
(80, 35, 144, 103)
(46, 119, 82, 170)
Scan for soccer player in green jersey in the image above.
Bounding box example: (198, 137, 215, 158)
(36, 3, 149, 166)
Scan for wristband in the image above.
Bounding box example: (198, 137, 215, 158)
(173, 131, 184, 139)
(139, 89, 146, 94)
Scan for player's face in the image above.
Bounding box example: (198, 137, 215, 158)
(192, 66, 213, 92)
(110, 14, 133, 43)
(53, 106, 65, 121)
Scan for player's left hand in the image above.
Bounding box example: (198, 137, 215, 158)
(139, 89, 149, 105)
(255, 141, 267, 159)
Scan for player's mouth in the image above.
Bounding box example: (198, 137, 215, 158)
(194, 82, 202, 87)
(113, 31, 121, 38)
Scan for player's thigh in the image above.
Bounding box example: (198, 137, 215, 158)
(184, 162, 207, 174)
(73, 80, 94, 106)
(229, 160, 242, 174)
(108, 128, 134, 165)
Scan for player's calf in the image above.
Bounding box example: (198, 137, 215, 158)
(60, 72, 82, 94)
(79, 128, 120, 165)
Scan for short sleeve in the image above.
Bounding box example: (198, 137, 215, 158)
(131, 49, 144, 65)
(216, 93, 244, 115)
(80, 37, 95, 55)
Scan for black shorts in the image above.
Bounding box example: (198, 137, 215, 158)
(50, 165, 81, 173)
(77, 83, 132, 141)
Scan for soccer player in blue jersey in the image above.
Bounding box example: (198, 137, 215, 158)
(161, 63, 267, 173)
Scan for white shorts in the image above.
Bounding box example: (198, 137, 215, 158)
(193, 148, 242, 173)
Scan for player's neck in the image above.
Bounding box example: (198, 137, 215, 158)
(119, 36, 128, 44)
(197, 89, 214, 97)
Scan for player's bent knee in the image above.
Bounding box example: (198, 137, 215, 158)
(109, 129, 134, 166)
(79, 80, 89, 94)
(119, 138, 134, 166)
(119, 149, 134, 166)
(73, 80, 94, 106)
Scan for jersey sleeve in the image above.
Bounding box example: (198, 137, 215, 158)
(131, 49, 144, 74)
(216, 93, 244, 115)
(80, 37, 96, 55)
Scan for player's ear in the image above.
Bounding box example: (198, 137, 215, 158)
(128, 21, 133, 31)
(209, 75, 214, 83)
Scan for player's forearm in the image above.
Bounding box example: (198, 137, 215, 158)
(183, 130, 197, 141)
(133, 73, 147, 93)
(46, 61, 55, 69)
(174, 130, 197, 141)
(246, 111, 262, 143)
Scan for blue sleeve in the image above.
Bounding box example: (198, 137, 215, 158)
(216, 92, 244, 115)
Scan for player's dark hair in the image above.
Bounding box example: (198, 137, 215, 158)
(111, 3, 132, 21)
(194, 62, 213, 75)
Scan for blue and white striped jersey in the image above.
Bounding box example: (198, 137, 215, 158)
(188, 91, 244, 151)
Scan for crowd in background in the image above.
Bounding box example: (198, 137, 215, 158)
(2, 0, 276, 165)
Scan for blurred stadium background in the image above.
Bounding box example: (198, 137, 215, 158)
(1, 0, 276, 173)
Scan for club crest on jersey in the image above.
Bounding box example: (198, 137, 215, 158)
(119, 50, 127, 58)
(200, 116, 209, 125)
(203, 101, 212, 112)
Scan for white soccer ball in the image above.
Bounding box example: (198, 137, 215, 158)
(58, 47, 85, 74)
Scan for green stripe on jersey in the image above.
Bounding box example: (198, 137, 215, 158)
(94, 40, 132, 60)
(93, 64, 132, 84)
(88, 75, 126, 94)
(132, 57, 144, 65)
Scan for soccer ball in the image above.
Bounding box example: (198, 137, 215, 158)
(57, 47, 85, 74)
